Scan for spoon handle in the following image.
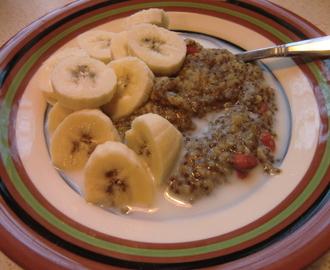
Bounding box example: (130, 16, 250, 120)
(235, 36, 330, 62)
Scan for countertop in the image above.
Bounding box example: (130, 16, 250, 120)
(0, 0, 329, 269)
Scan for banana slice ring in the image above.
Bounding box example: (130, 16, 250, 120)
(125, 113, 183, 185)
(121, 8, 170, 31)
(50, 109, 121, 171)
(77, 30, 116, 63)
(110, 31, 129, 60)
(38, 47, 89, 105)
(102, 56, 154, 120)
(46, 102, 74, 137)
(84, 141, 154, 208)
(51, 55, 117, 110)
(127, 23, 187, 76)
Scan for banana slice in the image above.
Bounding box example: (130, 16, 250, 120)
(122, 8, 170, 31)
(127, 23, 186, 76)
(46, 102, 74, 137)
(77, 30, 116, 63)
(125, 113, 183, 185)
(110, 31, 129, 60)
(50, 109, 121, 171)
(51, 55, 117, 110)
(102, 56, 154, 120)
(38, 47, 89, 104)
(84, 141, 154, 208)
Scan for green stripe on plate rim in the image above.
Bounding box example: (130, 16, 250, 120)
(0, 1, 329, 258)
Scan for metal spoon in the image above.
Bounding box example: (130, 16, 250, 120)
(235, 36, 330, 62)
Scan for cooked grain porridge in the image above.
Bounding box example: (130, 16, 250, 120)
(115, 39, 281, 202)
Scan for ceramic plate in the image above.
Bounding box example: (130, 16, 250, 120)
(0, 0, 329, 269)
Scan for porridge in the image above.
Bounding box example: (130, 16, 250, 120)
(114, 39, 281, 202)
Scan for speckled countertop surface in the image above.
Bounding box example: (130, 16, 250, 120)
(0, 0, 329, 269)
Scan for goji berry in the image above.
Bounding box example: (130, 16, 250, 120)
(236, 170, 249, 179)
(260, 101, 268, 113)
(234, 153, 258, 172)
(186, 45, 200, 55)
(260, 131, 276, 151)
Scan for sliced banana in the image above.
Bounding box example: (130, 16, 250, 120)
(122, 8, 170, 31)
(102, 57, 154, 120)
(51, 55, 117, 110)
(110, 31, 129, 60)
(77, 30, 116, 63)
(84, 141, 154, 208)
(127, 23, 186, 76)
(125, 113, 183, 185)
(46, 102, 74, 137)
(38, 47, 89, 104)
(50, 109, 121, 171)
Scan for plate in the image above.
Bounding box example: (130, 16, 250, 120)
(0, 0, 329, 269)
